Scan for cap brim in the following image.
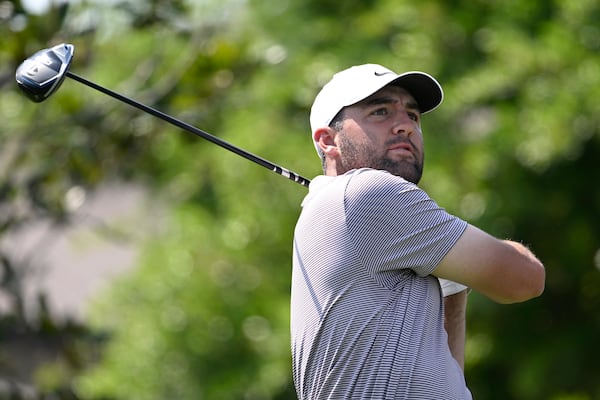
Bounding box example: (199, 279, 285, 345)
(389, 72, 443, 114)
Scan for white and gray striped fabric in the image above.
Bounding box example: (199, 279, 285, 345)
(291, 168, 472, 399)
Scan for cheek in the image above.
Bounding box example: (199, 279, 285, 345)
(341, 130, 370, 149)
(413, 130, 425, 147)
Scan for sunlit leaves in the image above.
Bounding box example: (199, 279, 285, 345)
(2, 0, 600, 399)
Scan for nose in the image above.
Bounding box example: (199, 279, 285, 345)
(391, 110, 416, 137)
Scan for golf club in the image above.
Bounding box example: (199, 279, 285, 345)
(15, 43, 311, 187)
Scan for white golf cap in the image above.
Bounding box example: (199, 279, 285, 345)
(309, 64, 444, 156)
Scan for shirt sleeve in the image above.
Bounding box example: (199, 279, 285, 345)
(439, 278, 470, 297)
(344, 169, 468, 278)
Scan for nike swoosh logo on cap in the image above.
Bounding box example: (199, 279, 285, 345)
(374, 71, 393, 77)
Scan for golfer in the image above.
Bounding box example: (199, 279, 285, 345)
(291, 64, 545, 399)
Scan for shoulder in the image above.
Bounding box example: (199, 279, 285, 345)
(347, 168, 408, 185)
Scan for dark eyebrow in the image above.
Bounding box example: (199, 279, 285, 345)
(358, 95, 421, 113)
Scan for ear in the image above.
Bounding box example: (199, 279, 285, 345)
(314, 127, 339, 157)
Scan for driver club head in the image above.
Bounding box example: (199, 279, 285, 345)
(15, 43, 74, 103)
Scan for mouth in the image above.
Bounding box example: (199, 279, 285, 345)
(387, 142, 414, 156)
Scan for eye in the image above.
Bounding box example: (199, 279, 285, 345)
(407, 111, 420, 122)
(371, 107, 389, 116)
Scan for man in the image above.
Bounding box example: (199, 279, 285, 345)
(290, 64, 545, 399)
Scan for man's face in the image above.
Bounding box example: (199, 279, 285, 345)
(334, 85, 425, 184)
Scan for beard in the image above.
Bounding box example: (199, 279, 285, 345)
(337, 134, 424, 184)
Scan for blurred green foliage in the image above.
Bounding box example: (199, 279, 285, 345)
(1, 0, 599, 399)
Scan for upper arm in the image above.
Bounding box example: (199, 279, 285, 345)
(345, 170, 468, 278)
(433, 224, 545, 304)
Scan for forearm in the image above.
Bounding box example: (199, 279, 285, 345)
(444, 289, 468, 370)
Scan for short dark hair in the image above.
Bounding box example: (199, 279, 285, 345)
(329, 108, 345, 132)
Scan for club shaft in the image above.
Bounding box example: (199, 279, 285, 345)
(65, 71, 310, 188)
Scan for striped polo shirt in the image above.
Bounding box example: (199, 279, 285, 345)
(291, 168, 472, 399)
